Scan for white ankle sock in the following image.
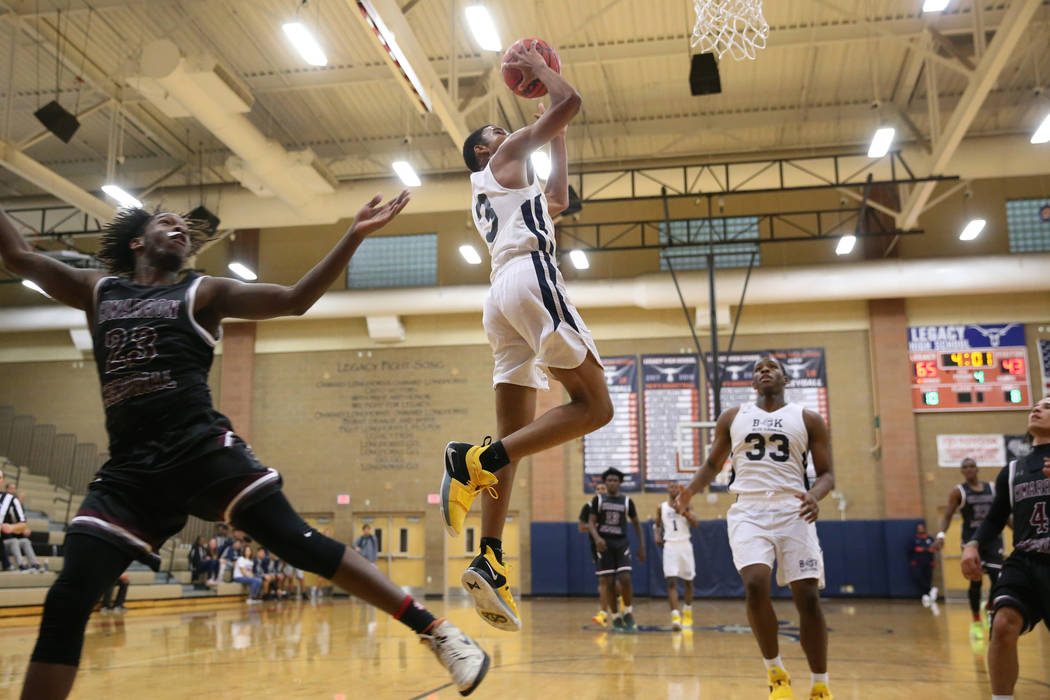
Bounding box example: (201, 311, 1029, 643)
(763, 656, 784, 671)
(991, 695, 1014, 700)
(684, 604, 692, 611)
(811, 672, 828, 685)
(624, 605, 633, 614)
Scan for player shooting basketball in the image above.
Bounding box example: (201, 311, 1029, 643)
(442, 39, 613, 632)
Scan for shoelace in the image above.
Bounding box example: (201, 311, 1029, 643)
(469, 436, 499, 500)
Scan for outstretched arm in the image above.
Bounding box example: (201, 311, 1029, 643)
(930, 487, 962, 553)
(798, 409, 834, 523)
(493, 42, 581, 169)
(676, 407, 738, 513)
(532, 104, 570, 216)
(199, 191, 409, 321)
(0, 209, 103, 311)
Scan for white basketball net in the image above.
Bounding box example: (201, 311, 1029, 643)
(691, 0, 769, 61)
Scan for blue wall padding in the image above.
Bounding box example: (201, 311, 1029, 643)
(530, 519, 925, 598)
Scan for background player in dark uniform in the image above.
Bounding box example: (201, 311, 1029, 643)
(908, 523, 937, 611)
(962, 396, 1050, 700)
(587, 467, 645, 631)
(932, 456, 1004, 638)
(0, 202, 490, 699)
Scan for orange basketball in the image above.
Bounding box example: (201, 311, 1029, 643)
(501, 38, 561, 99)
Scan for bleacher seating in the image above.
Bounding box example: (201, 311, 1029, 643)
(1, 455, 250, 609)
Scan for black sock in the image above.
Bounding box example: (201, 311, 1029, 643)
(393, 595, 439, 634)
(479, 440, 510, 472)
(480, 537, 503, 563)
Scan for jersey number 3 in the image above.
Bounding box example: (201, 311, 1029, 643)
(743, 433, 791, 462)
(475, 194, 498, 242)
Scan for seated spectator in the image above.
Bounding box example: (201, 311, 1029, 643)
(214, 523, 231, 555)
(188, 536, 208, 585)
(221, 538, 243, 583)
(100, 571, 131, 613)
(254, 546, 277, 598)
(284, 560, 305, 599)
(233, 545, 262, 603)
(2, 478, 44, 572)
(203, 538, 222, 585)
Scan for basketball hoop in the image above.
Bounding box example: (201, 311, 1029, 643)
(691, 0, 769, 61)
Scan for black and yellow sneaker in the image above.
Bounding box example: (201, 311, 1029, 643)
(461, 545, 521, 632)
(622, 611, 637, 632)
(441, 440, 499, 537)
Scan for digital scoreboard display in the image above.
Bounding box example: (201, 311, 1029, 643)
(909, 323, 1031, 412)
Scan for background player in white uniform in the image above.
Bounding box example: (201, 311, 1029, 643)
(442, 42, 613, 631)
(654, 483, 697, 631)
(676, 356, 834, 700)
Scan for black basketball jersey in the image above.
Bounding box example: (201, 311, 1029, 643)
(589, 493, 636, 544)
(1005, 444, 1050, 556)
(91, 274, 231, 480)
(959, 481, 996, 542)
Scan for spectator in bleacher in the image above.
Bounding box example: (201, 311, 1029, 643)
(204, 538, 222, 586)
(214, 524, 231, 554)
(283, 560, 304, 599)
(221, 538, 243, 583)
(254, 546, 278, 599)
(0, 470, 11, 570)
(100, 572, 131, 614)
(188, 536, 211, 586)
(233, 545, 262, 603)
(1, 477, 44, 572)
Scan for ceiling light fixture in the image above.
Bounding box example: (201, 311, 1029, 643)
(835, 235, 857, 255)
(867, 127, 895, 158)
(959, 218, 986, 241)
(392, 161, 422, 187)
(282, 22, 328, 67)
(922, 0, 951, 12)
(1031, 112, 1050, 144)
(22, 280, 52, 297)
(101, 184, 142, 209)
(459, 245, 482, 264)
(228, 262, 258, 281)
(464, 5, 502, 52)
(531, 151, 552, 180)
(569, 249, 590, 269)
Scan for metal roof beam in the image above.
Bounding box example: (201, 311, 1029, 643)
(0, 140, 113, 220)
(898, 0, 1044, 229)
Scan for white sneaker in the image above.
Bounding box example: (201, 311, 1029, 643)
(921, 594, 931, 607)
(245, 598, 261, 605)
(928, 586, 939, 601)
(419, 620, 490, 696)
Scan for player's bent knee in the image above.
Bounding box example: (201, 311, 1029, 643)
(990, 606, 1024, 641)
(232, 492, 346, 579)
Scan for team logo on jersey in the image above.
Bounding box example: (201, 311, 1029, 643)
(752, 418, 784, 429)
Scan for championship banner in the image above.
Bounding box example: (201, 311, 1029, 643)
(641, 355, 701, 492)
(936, 434, 1007, 467)
(706, 348, 830, 424)
(1039, 339, 1050, 396)
(583, 356, 640, 492)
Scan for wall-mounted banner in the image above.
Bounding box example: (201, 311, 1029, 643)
(706, 348, 830, 424)
(641, 355, 701, 491)
(583, 356, 641, 492)
(936, 434, 1008, 467)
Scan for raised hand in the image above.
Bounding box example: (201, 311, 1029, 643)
(532, 102, 567, 135)
(350, 190, 411, 237)
(502, 40, 548, 84)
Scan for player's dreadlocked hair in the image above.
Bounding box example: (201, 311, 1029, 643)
(96, 207, 209, 276)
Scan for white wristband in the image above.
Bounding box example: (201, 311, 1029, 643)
(935, 532, 945, 540)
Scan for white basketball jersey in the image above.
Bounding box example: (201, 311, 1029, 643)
(469, 163, 557, 281)
(660, 501, 691, 542)
(728, 402, 810, 495)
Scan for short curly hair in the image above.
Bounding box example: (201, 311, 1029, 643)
(96, 207, 209, 276)
(462, 124, 492, 172)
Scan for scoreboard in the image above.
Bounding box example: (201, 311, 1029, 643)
(909, 323, 1031, 412)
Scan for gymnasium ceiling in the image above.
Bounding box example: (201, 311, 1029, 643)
(0, 0, 1047, 226)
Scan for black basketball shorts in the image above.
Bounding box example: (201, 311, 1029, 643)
(988, 552, 1050, 634)
(67, 431, 282, 570)
(596, 541, 631, 576)
(979, 541, 1005, 573)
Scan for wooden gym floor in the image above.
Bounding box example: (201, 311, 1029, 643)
(0, 597, 1048, 699)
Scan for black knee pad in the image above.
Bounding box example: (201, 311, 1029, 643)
(232, 492, 346, 579)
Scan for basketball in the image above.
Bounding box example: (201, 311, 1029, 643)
(501, 38, 561, 99)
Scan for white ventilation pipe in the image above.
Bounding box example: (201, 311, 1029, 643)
(0, 142, 114, 221)
(136, 40, 328, 212)
(3, 253, 1046, 332)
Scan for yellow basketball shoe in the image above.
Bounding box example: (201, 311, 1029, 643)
(462, 546, 521, 632)
(809, 682, 832, 699)
(441, 440, 499, 537)
(682, 606, 693, 629)
(592, 609, 609, 627)
(768, 667, 795, 700)
(670, 610, 682, 631)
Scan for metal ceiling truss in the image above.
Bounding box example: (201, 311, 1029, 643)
(570, 151, 956, 208)
(557, 204, 921, 254)
(4, 204, 103, 238)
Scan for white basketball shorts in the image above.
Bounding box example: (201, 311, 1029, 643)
(483, 254, 602, 390)
(726, 494, 825, 588)
(662, 539, 695, 580)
